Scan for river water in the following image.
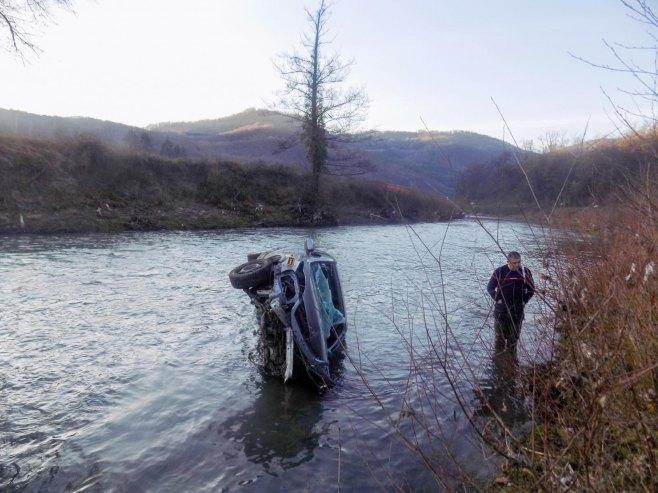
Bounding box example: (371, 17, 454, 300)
(0, 219, 547, 492)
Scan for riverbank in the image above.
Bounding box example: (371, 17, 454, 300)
(0, 135, 457, 234)
(463, 202, 615, 231)
(0, 201, 454, 234)
(492, 190, 657, 491)
(450, 135, 657, 489)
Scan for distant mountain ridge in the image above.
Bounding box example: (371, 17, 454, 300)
(0, 108, 138, 144)
(147, 108, 298, 135)
(0, 107, 519, 193)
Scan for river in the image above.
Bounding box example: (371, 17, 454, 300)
(0, 219, 547, 492)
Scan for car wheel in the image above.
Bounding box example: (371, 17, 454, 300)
(246, 252, 262, 261)
(229, 258, 273, 289)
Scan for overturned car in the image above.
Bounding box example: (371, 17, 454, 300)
(229, 239, 347, 387)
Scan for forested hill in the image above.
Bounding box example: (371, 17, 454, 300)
(147, 109, 518, 193)
(0, 107, 518, 194)
(147, 108, 298, 135)
(455, 133, 657, 211)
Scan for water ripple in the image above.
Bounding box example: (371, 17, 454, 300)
(0, 220, 542, 491)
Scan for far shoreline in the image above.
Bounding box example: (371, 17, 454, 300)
(0, 208, 463, 236)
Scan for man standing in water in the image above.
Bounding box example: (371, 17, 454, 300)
(486, 251, 535, 351)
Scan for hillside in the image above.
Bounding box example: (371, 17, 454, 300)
(455, 132, 658, 213)
(147, 108, 516, 193)
(0, 108, 137, 144)
(0, 107, 518, 194)
(0, 135, 458, 234)
(0, 107, 189, 156)
(147, 108, 298, 135)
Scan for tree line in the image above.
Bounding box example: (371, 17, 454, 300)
(456, 133, 658, 209)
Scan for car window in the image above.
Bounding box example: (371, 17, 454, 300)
(311, 262, 345, 338)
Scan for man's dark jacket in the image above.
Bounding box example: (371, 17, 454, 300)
(487, 265, 535, 322)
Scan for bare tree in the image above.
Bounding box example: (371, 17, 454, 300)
(0, 0, 72, 56)
(275, 0, 369, 212)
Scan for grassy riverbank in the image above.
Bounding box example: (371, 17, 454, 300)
(0, 136, 457, 234)
(439, 133, 658, 490)
(491, 188, 657, 491)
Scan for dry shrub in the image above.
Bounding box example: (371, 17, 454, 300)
(0, 134, 456, 232)
(516, 185, 658, 491)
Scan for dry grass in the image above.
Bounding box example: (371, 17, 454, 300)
(504, 187, 658, 491)
(0, 134, 457, 233)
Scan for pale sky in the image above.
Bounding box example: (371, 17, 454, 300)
(0, 0, 651, 142)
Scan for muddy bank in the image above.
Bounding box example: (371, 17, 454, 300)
(0, 203, 451, 234)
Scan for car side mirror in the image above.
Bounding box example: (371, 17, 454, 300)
(305, 238, 315, 255)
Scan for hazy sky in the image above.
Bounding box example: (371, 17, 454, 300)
(0, 0, 651, 141)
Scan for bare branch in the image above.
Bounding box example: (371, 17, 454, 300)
(0, 0, 72, 56)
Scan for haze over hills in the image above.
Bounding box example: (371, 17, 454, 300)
(0, 107, 519, 193)
(0, 108, 139, 145)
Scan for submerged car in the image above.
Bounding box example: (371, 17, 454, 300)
(229, 239, 347, 387)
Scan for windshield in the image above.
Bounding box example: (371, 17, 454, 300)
(310, 262, 345, 339)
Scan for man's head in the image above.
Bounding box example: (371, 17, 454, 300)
(507, 251, 522, 271)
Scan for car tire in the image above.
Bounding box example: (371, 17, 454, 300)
(246, 252, 261, 261)
(229, 259, 273, 289)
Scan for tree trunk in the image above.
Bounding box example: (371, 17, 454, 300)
(307, 8, 323, 216)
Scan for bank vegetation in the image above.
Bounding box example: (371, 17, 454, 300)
(456, 130, 657, 218)
(495, 179, 657, 491)
(0, 135, 456, 234)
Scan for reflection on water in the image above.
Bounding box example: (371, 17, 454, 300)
(222, 380, 324, 473)
(0, 220, 543, 491)
(474, 332, 527, 427)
